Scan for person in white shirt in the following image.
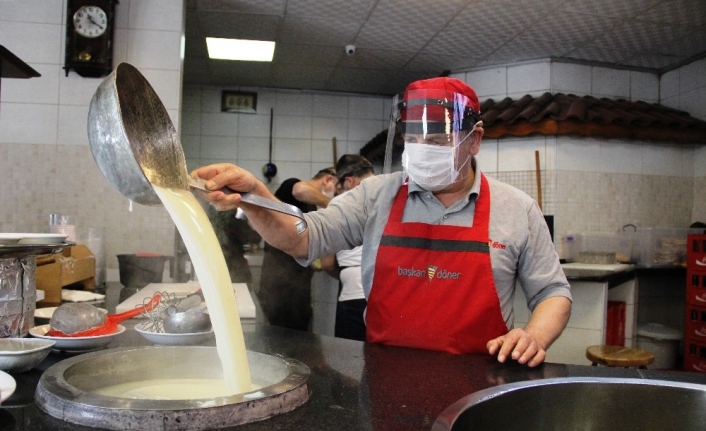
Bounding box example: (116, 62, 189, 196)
(320, 155, 375, 341)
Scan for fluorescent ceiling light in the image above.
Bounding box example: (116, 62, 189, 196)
(206, 38, 275, 61)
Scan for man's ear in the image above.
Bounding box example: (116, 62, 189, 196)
(469, 126, 484, 155)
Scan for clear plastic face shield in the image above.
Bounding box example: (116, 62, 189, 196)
(384, 89, 482, 191)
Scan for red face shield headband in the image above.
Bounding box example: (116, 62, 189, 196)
(396, 78, 482, 135)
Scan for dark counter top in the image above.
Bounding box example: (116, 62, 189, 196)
(3, 282, 706, 431)
(4, 321, 706, 431)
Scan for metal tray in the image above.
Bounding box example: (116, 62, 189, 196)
(0, 242, 74, 259)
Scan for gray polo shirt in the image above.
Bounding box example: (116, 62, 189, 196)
(298, 164, 571, 329)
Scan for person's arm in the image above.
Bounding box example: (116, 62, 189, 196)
(292, 181, 330, 208)
(487, 296, 571, 367)
(191, 163, 310, 258)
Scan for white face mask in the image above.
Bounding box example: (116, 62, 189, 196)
(402, 144, 457, 191)
(321, 187, 335, 199)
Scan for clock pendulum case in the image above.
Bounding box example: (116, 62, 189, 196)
(64, 0, 118, 78)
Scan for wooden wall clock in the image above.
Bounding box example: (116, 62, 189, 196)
(64, 0, 118, 78)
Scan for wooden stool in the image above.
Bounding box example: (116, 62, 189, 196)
(586, 345, 655, 369)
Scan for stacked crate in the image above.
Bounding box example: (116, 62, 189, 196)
(683, 234, 706, 373)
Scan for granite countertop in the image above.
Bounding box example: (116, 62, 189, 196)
(2, 283, 706, 430)
(4, 322, 706, 431)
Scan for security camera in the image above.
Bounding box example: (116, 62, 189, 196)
(345, 45, 356, 56)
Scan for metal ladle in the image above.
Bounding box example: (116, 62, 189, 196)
(87, 62, 307, 233)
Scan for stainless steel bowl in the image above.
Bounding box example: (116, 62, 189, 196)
(432, 377, 706, 431)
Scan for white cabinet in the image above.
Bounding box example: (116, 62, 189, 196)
(513, 276, 637, 365)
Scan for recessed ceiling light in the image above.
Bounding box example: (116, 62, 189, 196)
(206, 38, 275, 61)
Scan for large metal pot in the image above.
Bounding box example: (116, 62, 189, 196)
(87, 62, 188, 206)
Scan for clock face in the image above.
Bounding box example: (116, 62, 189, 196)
(73, 5, 107, 39)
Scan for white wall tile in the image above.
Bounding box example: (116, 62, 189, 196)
(115, 0, 131, 29)
(180, 108, 201, 135)
(274, 139, 311, 162)
(239, 137, 270, 161)
(200, 135, 238, 159)
(112, 28, 130, 65)
(679, 58, 706, 94)
(477, 138, 498, 172)
(313, 94, 349, 118)
(679, 86, 706, 121)
(57, 105, 90, 145)
(201, 112, 238, 137)
(180, 134, 200, 158)
(598, 141, 642, 174)
(551, 62, 591, 95)
(507, 62, 551, 95)
(199, 88, 223, 113)
(660, 95, 680, 110)
(693, 146, 706, 177)
(660, 69, 680, 101)
(556, 137, 601, 171)
(274, 162, 313, 183)
(642, 144, 685, 176)
(2, 63, 59, 104)
(497, 136, 547, 172)
(0, 21, 62, 64)
(128, 0, 184, 31)
(349, 96, 384, 120)
(592, 67, 630, 98)
(138, 69, 182, 111)
(58, 71, 104, 106)
(545, 136, 557, 171)
(311, 139, 337, 164)
(348, 119, 383, 142)
(466, 67, 507, 99)
(0, 0, 63, 24)
(276, 93, 312, 117)
(630, 71, 659, 103)
(0, 103, 57, 144)
(275, 115, 312, 139)
(254, 91, 276, 114)
(238, 113, 270, 138)
(181, 86, 201, 112)
(312, 117, 348, 141)
(126, 29, 182, 71)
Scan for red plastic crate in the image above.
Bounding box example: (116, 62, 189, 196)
(686, 269, 706, 306)
(606, 301, 625, 346)
(685, 304, 706, 341)
(683, 337, 706, 373)
(687, 234, 706, 270)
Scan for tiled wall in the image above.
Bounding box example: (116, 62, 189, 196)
(0, 0, 184, 279)
(453, 60, 705, 258)
(181, 85, 390, 193)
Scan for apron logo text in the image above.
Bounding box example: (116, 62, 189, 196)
(397, 266, 461, 282)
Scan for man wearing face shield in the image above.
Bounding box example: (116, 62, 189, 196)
(193, 77, 571, 367)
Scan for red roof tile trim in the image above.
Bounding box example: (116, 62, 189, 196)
(481, 93, 706, 144)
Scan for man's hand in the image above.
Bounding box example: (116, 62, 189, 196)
(487, 296, 571, 367)
(486, 328, 546, 367)
(190, 163, 262, 211)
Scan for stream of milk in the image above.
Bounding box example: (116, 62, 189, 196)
(152, 186, 251, 394)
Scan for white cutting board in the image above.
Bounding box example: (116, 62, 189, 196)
(561, 263, 634, 272)
(115, 282, 256, 319)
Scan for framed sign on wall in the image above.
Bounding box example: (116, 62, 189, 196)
(221, 91, 257, 113)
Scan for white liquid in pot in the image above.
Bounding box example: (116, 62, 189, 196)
(147, 186, 252, 396)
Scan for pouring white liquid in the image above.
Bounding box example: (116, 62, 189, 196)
(152, 186, 251, 395)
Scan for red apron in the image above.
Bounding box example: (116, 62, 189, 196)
(366, 174, 508, 354)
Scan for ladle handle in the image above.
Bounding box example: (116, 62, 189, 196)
(108, 294, 161, 323)
(188, 176, 308, 234)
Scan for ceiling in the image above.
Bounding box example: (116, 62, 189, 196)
(184, 0, 706, 96)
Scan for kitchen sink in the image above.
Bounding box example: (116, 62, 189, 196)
(432, 377, 706, 431)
